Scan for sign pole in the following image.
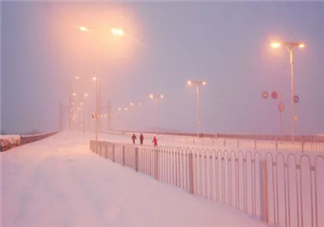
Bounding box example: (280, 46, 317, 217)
(278, 103, 285, 138)
(280, 111, 283, 136)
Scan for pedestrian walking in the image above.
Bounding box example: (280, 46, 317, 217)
(131, 134, 137, 144)
(140, 134, 144, 145)
(152, 136, 158, 147)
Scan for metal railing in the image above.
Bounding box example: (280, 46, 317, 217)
(90, 140, 324, 227)
(107, 130, 324, 152)
(1, 132, 58, 152)
(0, 135, 21, 152)
(20, 132, 58, 145)
(110, 129, 324, 143)
(159, 136, 324, 152)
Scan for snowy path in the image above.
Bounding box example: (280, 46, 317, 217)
(1, 132, 268, 227)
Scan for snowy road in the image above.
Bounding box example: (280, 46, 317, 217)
(1, 132, 267, 227)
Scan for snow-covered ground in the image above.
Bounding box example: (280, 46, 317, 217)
(1, 132, 268, 227)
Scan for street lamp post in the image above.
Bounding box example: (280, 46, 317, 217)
(187, 80, 206, 137)
(92, 76, 99, 142)
(149, 94, 163, 135)
(271, 41, 305, 142)
(82, 93, 88, 139)
(79, 26, 124, 142)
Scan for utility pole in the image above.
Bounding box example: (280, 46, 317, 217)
(59, 101, 71, 131)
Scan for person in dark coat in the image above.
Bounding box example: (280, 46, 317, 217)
(152, 136, 158, 147)
(131, 134, 137, 144)
(140, 134, 144, 145)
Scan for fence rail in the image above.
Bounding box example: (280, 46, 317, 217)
(1, 132, 58, 152)
(90, 140, 324, 227)
(20, 132, 58, 145)
(107, 130, 324, 152)
(110, 129, 324, 143)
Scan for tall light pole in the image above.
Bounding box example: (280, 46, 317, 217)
(271, 41, 305, 142)
(187, 80, 206, 137)
(79, 26, 124, 142)
(83, 93, 88, 138)
(92, 76, 99, 142)
(149, 94, 163, 135)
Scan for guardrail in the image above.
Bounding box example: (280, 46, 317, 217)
(90, 140, 324, 227)
(0, 135, 21, 152)
(1, 132, 58, 152)
(108, 130, 324, 152)
(110, 129, 324, 143)
(20, 132, 58, 145)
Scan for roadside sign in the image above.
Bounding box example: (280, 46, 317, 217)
(278, 103, 285, 112)
(262, 91, 269, 99)
(293, 95, 300, 103)
(271, 91, 278, 99)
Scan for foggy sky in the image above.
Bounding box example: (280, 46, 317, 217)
(1, 2, 324, 135)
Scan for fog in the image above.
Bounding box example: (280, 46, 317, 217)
(1, 2, 324, 135)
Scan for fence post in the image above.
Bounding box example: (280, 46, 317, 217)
(301, 139, 304, 153)
(101, 142, 104, 156)
(254, 140, 257, 150)
(188, 153, 194, 194)
(224, 139, 226, 147)
(260, 159, 269, 223)
(155, 148, 159, 180)
(112, 144, 115, 162)
(237, 139, 240, 148)
(135, 147, 139, 172)
(105, 142, 109, 159)
(122, 145, 125, 166)
(275, 140, 278, 151)
(101, 142, 104, 157)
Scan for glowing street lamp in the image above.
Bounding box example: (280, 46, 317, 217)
(79, 26, 89, 32)
(187, 80, 207, 136)
(271, 40, 305, 142)
(111, 28, 124, 36)
(79, 25, 124, 142)
(79, 26, 124, 37)
(130, 102, 141, 107)
(149, 93, 164, 135)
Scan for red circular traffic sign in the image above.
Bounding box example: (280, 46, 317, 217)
(271, 91, 278, 99)
(278, 103, 285, 112)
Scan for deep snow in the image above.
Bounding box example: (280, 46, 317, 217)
(1, 132, 267, 227)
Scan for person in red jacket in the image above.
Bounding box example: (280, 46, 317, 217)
(152, 136, 158, 146)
